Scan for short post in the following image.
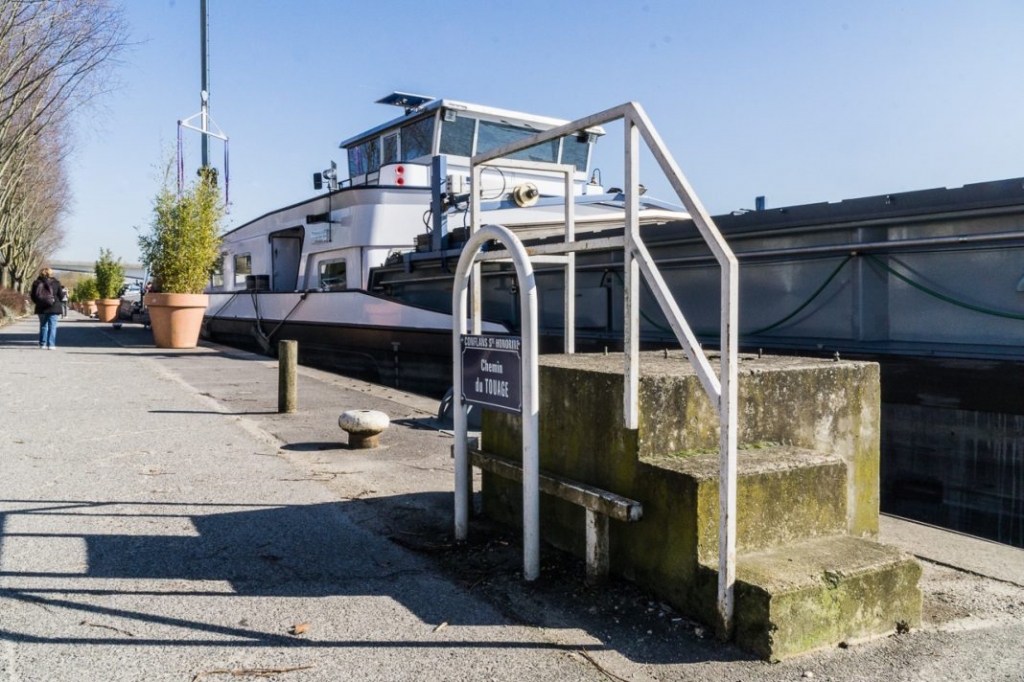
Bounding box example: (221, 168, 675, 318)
(585, 510, 609, 585)
(278, 340, 298, 413)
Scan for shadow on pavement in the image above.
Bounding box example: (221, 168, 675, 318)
(148, 409, 282, 417)
(0, 495, 750, 664)
(0, 330, 41, 347)
(1, 318, 269, 362)
(279, 442, 347, 452)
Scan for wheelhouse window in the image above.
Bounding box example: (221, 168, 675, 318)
(477, 120, 558, 164)
(401, 117, 434, 161)
(233, 253, 251, 286)
(382, 132, 399, 165)
(439, 113, 475, 156)
(438, 112, 594, 171)
(318, 259, 347, 291)
(560, 133, 591, 172)
(347, 138, 380, 177)
(349, 112, 595, 178)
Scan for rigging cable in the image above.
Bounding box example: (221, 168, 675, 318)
(252, 290, 310, 350)
(201, 289, 241, 338)
(747, 255, 855, 335)
(614, 258, 856, 337)
(743, 251, 1024, 336)
(612, 256, 855, 337)
(479, 166, 507, 201)
(611, 270, 675, 334)
(864, 253, 1024, 321)
(567, 249, 1024, 342)
(206, 290, 241, 319)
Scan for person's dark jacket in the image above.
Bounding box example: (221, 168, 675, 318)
(31, 276, 64, 316)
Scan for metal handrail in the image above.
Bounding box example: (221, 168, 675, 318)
(469, 102, 739, 637)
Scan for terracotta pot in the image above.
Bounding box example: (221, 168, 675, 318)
(84, 301, 98, 317)
(146, 293, 209, 349)
(95, 298, 120, 322)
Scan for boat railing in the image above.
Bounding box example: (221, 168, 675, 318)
(467, 102, 740, 638)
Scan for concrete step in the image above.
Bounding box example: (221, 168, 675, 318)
(642, 445, 848, 561)
(731, 535, 922, 661)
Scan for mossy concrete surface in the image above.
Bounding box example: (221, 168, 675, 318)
(479, 350, 920, 659)
(734, 535, 923, 660)
(552, 351, 880, 537)
(647, 447, 848, 566)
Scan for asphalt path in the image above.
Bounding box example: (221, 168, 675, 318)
(1, 314, 1022, 682)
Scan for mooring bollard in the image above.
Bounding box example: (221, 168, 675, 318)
(278, 340, 298, 413)
(338, 409, 390, 449)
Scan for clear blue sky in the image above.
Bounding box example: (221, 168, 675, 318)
(59, 0, 1024, 264)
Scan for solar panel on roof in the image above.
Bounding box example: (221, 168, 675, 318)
(375, 92, 435, 111)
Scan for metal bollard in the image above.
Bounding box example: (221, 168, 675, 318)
(278, 340, 298, 413)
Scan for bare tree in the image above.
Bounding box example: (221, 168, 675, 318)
(0, 123, 69, 290)
(0, 0, 128, 290)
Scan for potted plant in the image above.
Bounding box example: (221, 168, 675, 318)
(76, 277, 99, 317)
(94, 248, 126, 323)
(138, 167, 224, 348)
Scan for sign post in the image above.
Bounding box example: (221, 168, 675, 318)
(452, 224, 539, 580)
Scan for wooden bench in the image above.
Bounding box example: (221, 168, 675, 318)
(469, 449, 643, 583)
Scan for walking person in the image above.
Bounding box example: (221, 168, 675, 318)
(60, 286, 69, 318)
(30, 267, 64, 349)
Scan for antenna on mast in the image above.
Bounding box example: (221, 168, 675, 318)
(177, 0, 229, 204)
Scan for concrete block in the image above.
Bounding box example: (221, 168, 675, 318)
(487, 352, 880, 538)
(479, 351, 903, 659)
(733, 535, 922, 661)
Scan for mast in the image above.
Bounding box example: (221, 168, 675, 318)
(200, 0, 210, 168)
(177, 0, 229, 202)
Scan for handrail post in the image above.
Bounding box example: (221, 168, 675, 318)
(564, 166, 576, 354)
(453, 279, 470, 542)
(469, 164, 483, 336)
(718, 255, 739, 637)
(623, 115, 640, 430)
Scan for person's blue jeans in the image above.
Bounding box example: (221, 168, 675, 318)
(38, 313, 59, 348)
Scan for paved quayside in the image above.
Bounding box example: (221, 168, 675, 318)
(0, 313, 1021, 681)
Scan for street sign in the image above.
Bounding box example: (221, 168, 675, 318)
(461, 335, 522, 414)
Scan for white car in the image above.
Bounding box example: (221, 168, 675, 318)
(119, 283, 142, 299)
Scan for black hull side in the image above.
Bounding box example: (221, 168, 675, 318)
(205, 317, 455, 399)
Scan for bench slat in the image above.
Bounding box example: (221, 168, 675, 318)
(470, 449, 643, 523)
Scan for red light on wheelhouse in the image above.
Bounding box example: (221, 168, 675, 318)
(396, 177, 405, 185)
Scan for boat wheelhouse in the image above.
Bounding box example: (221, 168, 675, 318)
(203, 93, 686, 389)
(209, 93, 684, 297)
